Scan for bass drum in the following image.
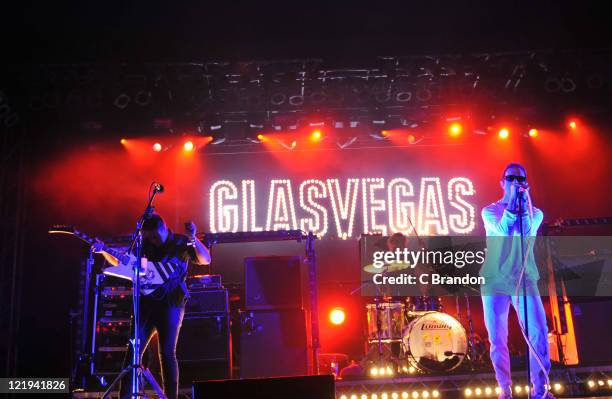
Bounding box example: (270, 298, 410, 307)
(402, 311, 467, 372)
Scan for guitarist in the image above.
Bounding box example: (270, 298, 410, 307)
(93, 213, 211, 399)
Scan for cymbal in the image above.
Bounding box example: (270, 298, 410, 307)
(363, 262, 411, 273)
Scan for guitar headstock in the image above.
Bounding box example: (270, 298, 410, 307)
(48, 224, 96, 245)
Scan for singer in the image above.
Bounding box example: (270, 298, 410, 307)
(93, 213, 211, 399)
(479, 163, 554, 399)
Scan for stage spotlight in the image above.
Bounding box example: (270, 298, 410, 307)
(310, 129, 323, 142)
(381, 393, 388, 399)
(411, 392, 418, 398)
(484, 387, 492, 396)
(329, 307, 346, 325)
(449, 122, 462, 137)
(432, 391, 439, 398)
(257, 134, 265, 141)
(568, 120, 578, 130)
(498, 128, 510, 139)
(422, 391, 429, 398)
(402, 392, 409, 399)
(587, 380, 595, 388)
(475, 387, 482, 396)
(183, 141, 194, 152)
(120, 138, 127, 145)
(528, 128, 538, 138)
(553, 383, 562, 392)
(372, 394, 378, 399)
(514, 385, 522, 394)
(465, 388, 473, 397)
(153, 143, 162, 152)
(598, 380, 604, 386)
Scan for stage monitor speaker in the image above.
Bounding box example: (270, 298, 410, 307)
(177, 313, 231, 384)
(244, 256, 307, 310)
(240, 308, 312, 378)
(192, 374, 335, 399)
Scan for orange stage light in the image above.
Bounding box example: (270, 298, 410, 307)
(329, 307, 346, 325)
(183, 140, 194, 151)
(257, 133, 265, 141)
(569, 120, 578, 130)
(528, 128, 539, 138)
(152, 143, 162, 152)
(310, 130, 322, 141)
(120, 138, 127, 145)
(498, 128, 510, 139)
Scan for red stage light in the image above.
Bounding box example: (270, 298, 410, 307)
(310, 130, 323, 141)
(257, 133, 265, 142)
(381, 130, 389, 137)
(152, 143, 162, 152)
(120, 138, 127, 145)
(183, 140, 194, 151)
(568, 120, 578, 130)
(498, 128, 510, 139)
(291, 140, 297, 149)
(329, 307, 346, 325)
(528, 128, 539, 138)
(448, 123, 462, 137)
(407, 134, 416, 144)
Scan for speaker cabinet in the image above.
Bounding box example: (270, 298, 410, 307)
(177, 313, 231, 384)
(240, 309, 312, 378)
(572, 298, 612, 365)
(244, 256, 308, 310)
(192, 374, 335, 399)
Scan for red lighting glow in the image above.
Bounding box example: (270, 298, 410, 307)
(569, 120, 578, 130)
(498, 128, 510, 139)
(448, 123, 462, 137)
(183, 140, 195, 151)
(152, 143, 162, 152)
(528, 128, 539, 138)
(329, 307, 346, 325)
(120, 138, 127, 145)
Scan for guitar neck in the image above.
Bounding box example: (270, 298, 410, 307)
(70, 230, 130, 264)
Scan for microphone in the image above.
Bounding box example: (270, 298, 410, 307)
(153, 183, 165, 193)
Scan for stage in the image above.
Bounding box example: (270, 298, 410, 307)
(69, 364, 612, 398)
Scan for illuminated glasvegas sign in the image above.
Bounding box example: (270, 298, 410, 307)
(209, 177, 476, 238)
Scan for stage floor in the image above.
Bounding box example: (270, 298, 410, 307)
(72, 364, 612, 398)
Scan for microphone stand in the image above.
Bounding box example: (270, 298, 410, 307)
(518, 191, 531, 399)
(102, 184, 166, 399)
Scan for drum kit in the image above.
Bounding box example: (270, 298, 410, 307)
(362, 261, 484, 375)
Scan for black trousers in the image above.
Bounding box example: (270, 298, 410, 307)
(119, 294, 185, 399)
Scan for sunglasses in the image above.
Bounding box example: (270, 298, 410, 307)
(504, 175, 527, 182)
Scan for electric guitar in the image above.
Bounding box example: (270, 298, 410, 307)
(49, 225, 181, 295)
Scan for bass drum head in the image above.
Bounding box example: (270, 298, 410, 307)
(402, 311, 467, 372)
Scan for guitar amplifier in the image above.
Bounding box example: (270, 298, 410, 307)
(185, 289, 228, 315)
